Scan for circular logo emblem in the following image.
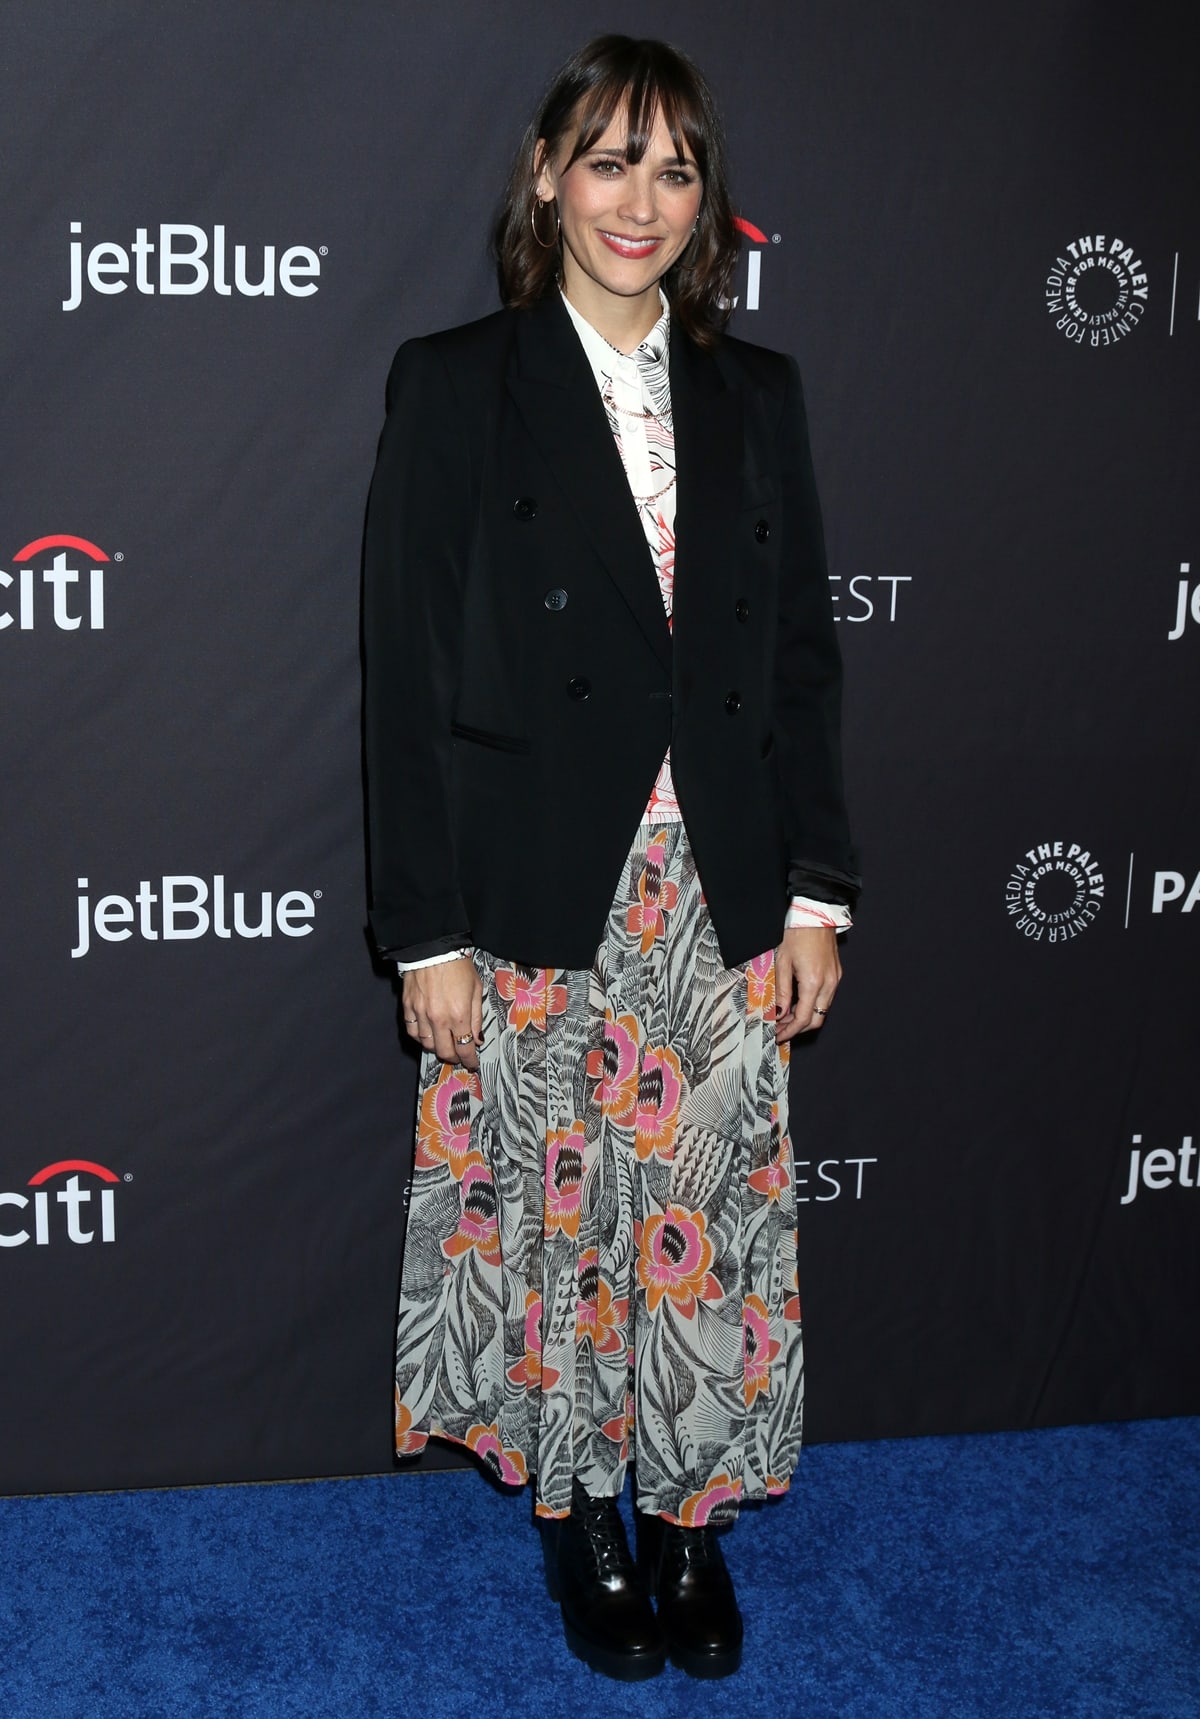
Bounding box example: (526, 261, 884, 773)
(1046, 235, 1148, 346)
(1005, 841, 1105, 942)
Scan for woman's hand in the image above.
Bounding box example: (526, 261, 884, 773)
(402, 958, 483, 1070)
(774, 926, 841, 1042)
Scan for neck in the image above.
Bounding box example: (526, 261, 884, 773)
(561, 273, 663, 354)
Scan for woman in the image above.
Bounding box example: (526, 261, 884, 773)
(363, 35, 858, 1682)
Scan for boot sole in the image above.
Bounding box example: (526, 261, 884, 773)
(562, 1618, 666, 1682)
(668, 1641, 743, 1679)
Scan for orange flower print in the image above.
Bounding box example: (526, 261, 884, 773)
(743, 1293, 782, 1407)
(465, 1422, 528, 1487)
(494, 964, 568, 1033)
(635, 1043, 683, 1161)
(585, 1011, 640, 1127)
(747, 1104, 790, 1203)
(394, 1391, 427, 1457)
(626, 833, 679, 956)
(576, 1249, 628, 1355)
(636, 1206, 723, 1316)
(442, 1154, 501, 1266)
(680, 1472, 743, 1526)
(544, 1123, 585, 1239)
(415, 1063, 480, 1179)
(507, 1289, 560, 1391)
(746, 951, 776, 1019)
(600, 1349, 637, 1456)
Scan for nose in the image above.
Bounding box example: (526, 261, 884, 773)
(617, 166, 658, 226)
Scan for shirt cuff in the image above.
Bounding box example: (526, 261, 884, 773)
(786, 896, 853, 933)
(396, 946, 474, 972)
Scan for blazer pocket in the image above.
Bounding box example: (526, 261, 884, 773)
(450, 720, 532, 756)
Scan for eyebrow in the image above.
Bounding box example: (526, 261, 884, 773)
(580, 144, 697, 167)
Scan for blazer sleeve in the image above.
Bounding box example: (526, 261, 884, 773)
(774, 356, 861, 908)
(363, 337, 473, 958)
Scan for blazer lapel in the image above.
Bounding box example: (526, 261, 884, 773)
(669, 321, 744, 664)
(507, 294, 673, 672)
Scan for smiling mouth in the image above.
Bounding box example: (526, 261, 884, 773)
(597, 231, 663, 258)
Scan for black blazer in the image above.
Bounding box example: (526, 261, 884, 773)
(363, 290, 858, 971)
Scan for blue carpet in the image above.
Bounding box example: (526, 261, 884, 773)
(1, 1419, 1197, 1717)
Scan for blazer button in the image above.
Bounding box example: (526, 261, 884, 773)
(567, 676, 591, 701)
(513, 496, 538, 520)
(724, 690, 741, 714)
(735, 598, 751, 622)
(754, 519, 770, 543)
(544, 588, 568, 611)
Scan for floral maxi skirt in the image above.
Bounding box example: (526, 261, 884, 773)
(393, 821, 804, 1526)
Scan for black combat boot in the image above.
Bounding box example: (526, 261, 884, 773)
(639, 1512, 743, 1678)
(543, 1479, 665, 1680)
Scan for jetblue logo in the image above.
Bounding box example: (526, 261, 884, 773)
(64, 221, 325, 311)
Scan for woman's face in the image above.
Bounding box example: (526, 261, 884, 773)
(535, 104, 703, 332)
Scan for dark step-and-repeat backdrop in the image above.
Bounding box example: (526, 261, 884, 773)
(2, 2, 1196, 1494)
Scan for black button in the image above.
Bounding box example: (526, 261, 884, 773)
(724, 690, 741, 714)
(513, 496, 537, 520)
(735, 599, 751, 622)
(754, 519, 770, 543)
(567, 676, 591, 701)
(544, 588, 568, 611)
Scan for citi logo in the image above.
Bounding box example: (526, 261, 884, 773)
(733, 216, 777, 312)
(1, 534, 114, 631)
(0, 1160, 122, 1248)
(64, 221, 325, 312)
(72, 874, 320, 958)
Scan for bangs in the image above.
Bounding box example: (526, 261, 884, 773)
(563, 63, 708, 172)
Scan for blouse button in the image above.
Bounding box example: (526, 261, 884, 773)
(567, 677, 591, 701)
(544, 588, 568, 611)
(754, 519, 770, 543)
(513, 496, 538, 520)
(735, 599, 751, 622)
(724, 690, 741, 714)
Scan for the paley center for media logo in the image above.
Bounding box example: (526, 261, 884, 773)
(63, 220, 326, 311)
(0, 1160, 125, 1248)
(1045, 233, 1148, 346)
(1, 533, 116, 631)
(1005, 840, 1105, 941)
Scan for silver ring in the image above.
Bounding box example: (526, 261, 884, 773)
(404, 1016, 419, 1025)
(813, 1005, 828, 1015)
(456, 1033, 474, 1046)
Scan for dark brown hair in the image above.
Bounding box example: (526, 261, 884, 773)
(494, 35, 740, 349)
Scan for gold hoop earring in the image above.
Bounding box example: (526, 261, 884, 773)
(531, 196, 560, 250)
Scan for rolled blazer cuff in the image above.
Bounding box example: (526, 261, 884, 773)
(376, 929, 473, 966)
(786, 861, 861, 912)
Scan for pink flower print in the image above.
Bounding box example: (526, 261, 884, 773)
(679, 1473, 743, 1527)
(747, 1104, 790, 1203)
(494, 964, 568, 1033)
(746, 951, 776, 1020)
(585, 1011, 640, 1127)
(507, 1289, 559, 1391)
(465, 1423, 528, 1486)
(544, 1123, 585, 1239)
(636, 1206, 723, 1316)
(442, 1155, 501, 1266)
(626, 834, 679, 956)
(743, 1293, 782, 1408)
(415, 1063, 480, 1179)
(635, 1043, 683, 1161)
